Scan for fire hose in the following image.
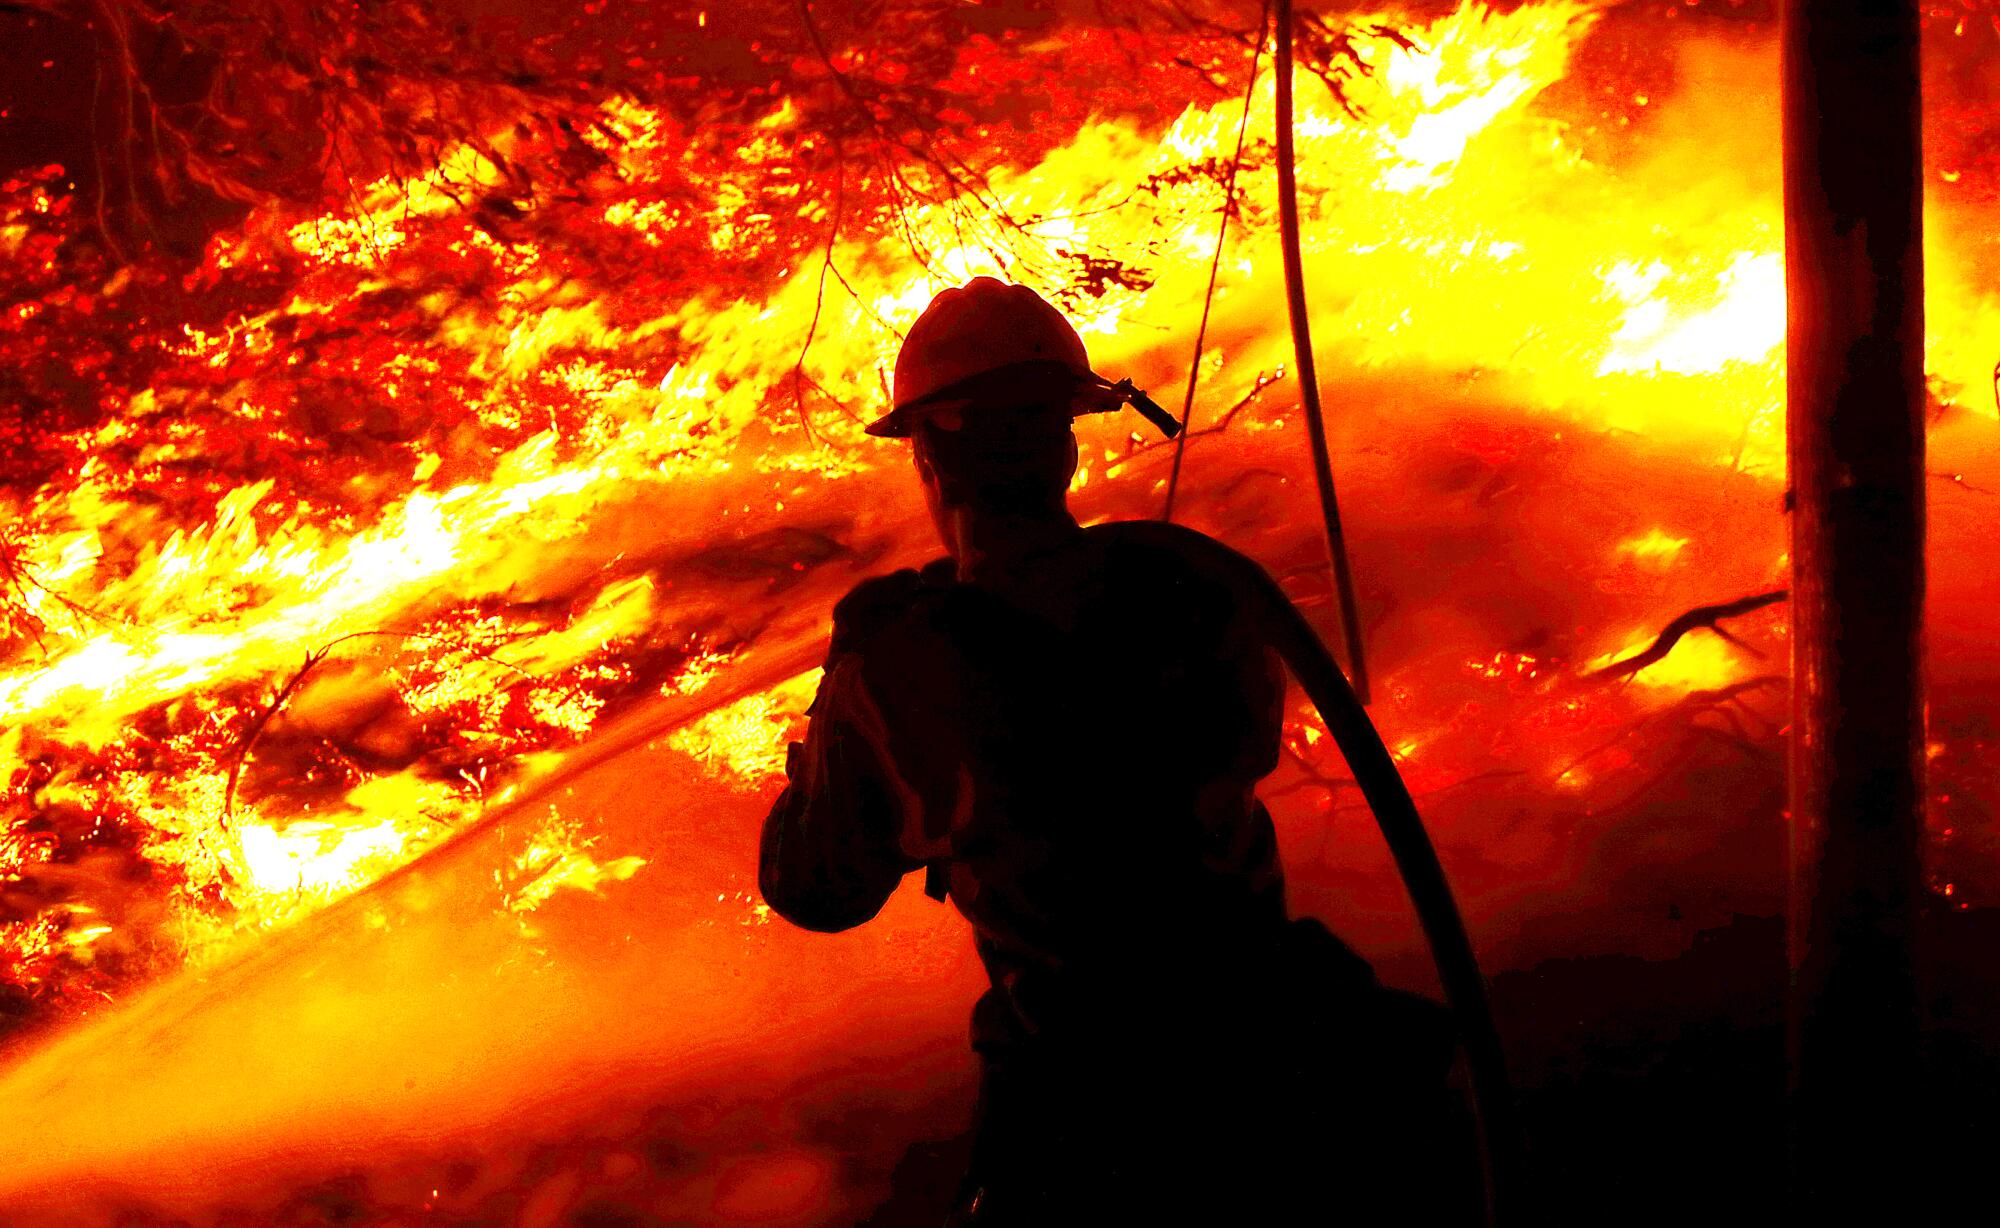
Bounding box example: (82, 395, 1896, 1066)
(1243, 560, 1519, 1226)
(1110, 287, 1520, 1222)
(1138, 0, 1519, 1215)
(1117, 391, 1520, 1219)
(1275, 0, 1514, 1217)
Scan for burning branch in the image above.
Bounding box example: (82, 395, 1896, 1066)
(1199, 370, 1286, 437)
(222, 629, 533, 824)
(1584, 590, 1790, 684)
(1103, 369, 1283, 478)
(222, 643, 339, 827)
(0, 542, 118, 654)
(794, 0, 1027, 279)
(793, 144, 847, 444)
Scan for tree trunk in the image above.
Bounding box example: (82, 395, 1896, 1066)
(1782, 0, 1926, 1217)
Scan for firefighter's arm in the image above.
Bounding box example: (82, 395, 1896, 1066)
(757, 577, 925, 932)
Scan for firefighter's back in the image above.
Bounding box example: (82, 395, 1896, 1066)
(848, 523, 1296, 1216)
(850, 520, 1286, 1005)
(842, 522, 1470, 1222)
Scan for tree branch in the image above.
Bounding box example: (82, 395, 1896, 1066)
(1585, 590, 1790, 683)
(221, 627, 533, 823)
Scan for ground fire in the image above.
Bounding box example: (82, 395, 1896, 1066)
(0, 0, 1996, 1222)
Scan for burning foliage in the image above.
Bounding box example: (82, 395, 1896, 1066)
(0, 0, 1278, 1033)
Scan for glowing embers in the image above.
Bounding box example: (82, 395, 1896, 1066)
(1615, 528, 1692, 567)
(1467, 650, 1551, 685)
(501, 806, 647, 922)
(285, 145, 507, 269)
(666, 671, 822, 791)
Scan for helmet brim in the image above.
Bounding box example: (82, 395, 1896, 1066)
(864, 363, 1114, 438)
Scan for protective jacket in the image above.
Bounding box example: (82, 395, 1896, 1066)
(758, 521, 1295, 1041)
(757, 520, 1462, 1220)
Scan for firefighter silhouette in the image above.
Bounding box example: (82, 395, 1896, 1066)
(759, 278, 1466, 1224)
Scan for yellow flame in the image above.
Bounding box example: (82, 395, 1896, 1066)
(10, 0, 2000, 993)
(502, 807, 648, 919)
(236, 820, 408, 895)
(666, 670, 823, 790)
(1591, 630, 1744, 692)
(1599, 252, 1787, 375)
(1615, 528, 1691, 564)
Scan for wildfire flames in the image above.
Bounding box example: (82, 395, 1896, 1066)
(2, 0, 1998, 1220)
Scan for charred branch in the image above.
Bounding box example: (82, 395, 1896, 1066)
(1584, 590, 1790, 684)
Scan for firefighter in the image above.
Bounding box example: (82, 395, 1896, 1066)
(758, 278, 1462, 1224)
